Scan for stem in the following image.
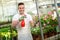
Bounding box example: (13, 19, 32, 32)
(6, 37, 7, 40)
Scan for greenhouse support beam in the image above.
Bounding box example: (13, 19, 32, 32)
(35, 0, 44, 40)
(54, 1, 60, 40)
(1, 0, 4, 17)
(54, 0, 60, 32)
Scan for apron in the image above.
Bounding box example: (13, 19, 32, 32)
(16, 15, 33, 40)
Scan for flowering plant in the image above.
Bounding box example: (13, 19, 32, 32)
(40, 13, 58, 27)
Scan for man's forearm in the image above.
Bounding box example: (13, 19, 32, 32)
(12, 23, 17, 29)
(12, 21, 19, 28)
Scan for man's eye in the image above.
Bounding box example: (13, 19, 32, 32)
(19, 8, 21, 9)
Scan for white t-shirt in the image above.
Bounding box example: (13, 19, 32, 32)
(12, 13, 33, 40)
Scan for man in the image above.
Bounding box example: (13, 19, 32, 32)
(12, 2, 34, 40)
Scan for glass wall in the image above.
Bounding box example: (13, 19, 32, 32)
(37, 0, 60, 40)
(0, 0, 60, 40)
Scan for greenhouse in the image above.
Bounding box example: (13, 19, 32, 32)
(0, 0, 60, 40)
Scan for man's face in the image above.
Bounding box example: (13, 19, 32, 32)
(18, 5, 25, 14)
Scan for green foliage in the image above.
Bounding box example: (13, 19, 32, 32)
(0, 25, 17, 39)
(31, 26, 40, 35)
(40, 14, 58, 27)
(43, 25, 55, 34)
(31, 14, 58, 35)
(19, 16, 26, 21)
(0, 14, 58, 39)
(31, 25, 56, 35)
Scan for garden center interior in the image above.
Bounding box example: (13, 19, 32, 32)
(0, 0, 60, 40)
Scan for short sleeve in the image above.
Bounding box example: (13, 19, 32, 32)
(12, 14, 19, 21)
(28, 15, 33, 21)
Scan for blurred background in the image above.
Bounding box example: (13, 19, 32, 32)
(0, 0, 60, 40)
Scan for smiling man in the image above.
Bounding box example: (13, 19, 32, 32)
(12, 2, 34, 40)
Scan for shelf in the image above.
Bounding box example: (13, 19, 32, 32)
(0, 23, 11, 29)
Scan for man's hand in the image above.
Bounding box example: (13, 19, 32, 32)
(12, 20, 19, 27)
(30, 21, 34, 27)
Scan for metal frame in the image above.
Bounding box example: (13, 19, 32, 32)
(0, 0, 60, 40)
(35, 0, 60, 40)
(35, 0, 44, 40)
(54, 0, 60, 40)
(54, 0, 60, 32)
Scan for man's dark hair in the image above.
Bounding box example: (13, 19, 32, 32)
(18, 2, 24, 6)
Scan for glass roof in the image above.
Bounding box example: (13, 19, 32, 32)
(0, 0, 60, 17)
